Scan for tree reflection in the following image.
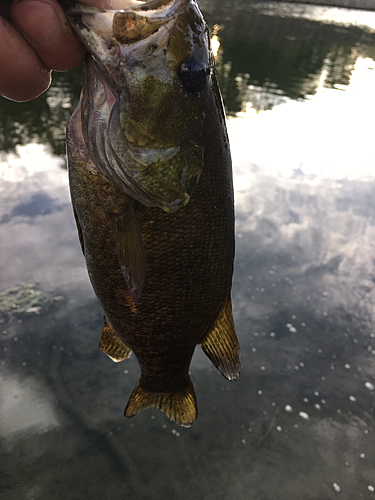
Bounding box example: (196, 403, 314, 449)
(202, 0, 375, 113)
(0, 1, 375, 151)
(0, 67, 82, 156)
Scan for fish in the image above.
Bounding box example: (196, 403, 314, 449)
(63, 0, 240, 426)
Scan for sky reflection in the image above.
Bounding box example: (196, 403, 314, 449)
(0, 373, 61, 446)
(229, 55, 375, 184)
(254, 2, 375, 32)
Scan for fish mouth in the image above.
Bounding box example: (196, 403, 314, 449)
(64, 0, 189, 85)
(65, 0, 188, 46)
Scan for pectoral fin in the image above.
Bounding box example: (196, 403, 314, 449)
(124, 378, 197, 427)
(99, 316, 132, 362)
(110, 199, 146, 303)
(200, 296, 241, 381)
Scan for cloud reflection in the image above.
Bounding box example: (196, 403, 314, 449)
(229, 55, 375, 183)
(0, 374, 61, 445)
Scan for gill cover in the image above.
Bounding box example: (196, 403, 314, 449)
(64, 0, 213, 213)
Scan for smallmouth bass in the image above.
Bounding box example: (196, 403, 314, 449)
(63, 0, 240, 426)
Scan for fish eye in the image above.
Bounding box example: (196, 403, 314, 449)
(178, 58, 209, 93)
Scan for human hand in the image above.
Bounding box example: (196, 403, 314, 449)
(0, 0, 104, 102)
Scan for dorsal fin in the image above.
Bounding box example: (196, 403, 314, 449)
(72, 207, 85, 255)
(124, 378, 197, 427)
(200, 295, 241, 381)
(99, 316, 132, 362)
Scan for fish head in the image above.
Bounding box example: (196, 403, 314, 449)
(65, 0, 213, 212)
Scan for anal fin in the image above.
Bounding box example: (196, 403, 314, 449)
(200, 296, 241, 381)
(124, 378, 197, 427)
(99, 316, 132, 362)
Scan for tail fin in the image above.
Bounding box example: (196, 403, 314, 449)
(124, 378, 197, 427)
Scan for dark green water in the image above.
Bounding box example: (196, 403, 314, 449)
(1, 2, 375, 499)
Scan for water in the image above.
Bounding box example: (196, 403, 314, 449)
(1, 1, 375, 499)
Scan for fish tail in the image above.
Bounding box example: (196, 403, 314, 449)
(124, 378, 197, 427)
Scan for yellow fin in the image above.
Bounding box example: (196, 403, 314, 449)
(99, 317, 132, 362)
(200, 296, 241, 381)
(124, 379, 197, 427)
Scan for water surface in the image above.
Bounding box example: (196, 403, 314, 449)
(1, 2, 375, 499)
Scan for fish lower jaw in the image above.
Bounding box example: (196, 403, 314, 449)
(107, 1, 144, 8)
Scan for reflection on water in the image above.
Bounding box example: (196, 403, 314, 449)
(203, 0, 375, 113)
(1, 2, 375, 499)
(230, 55, 375, 180)
(0, 68, 82, 155)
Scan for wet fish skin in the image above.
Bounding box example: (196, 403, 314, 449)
(65, 0, 240, 426)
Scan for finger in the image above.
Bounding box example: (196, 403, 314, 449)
(0, 15, 51, 101)
(11, 0, 87, 72)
